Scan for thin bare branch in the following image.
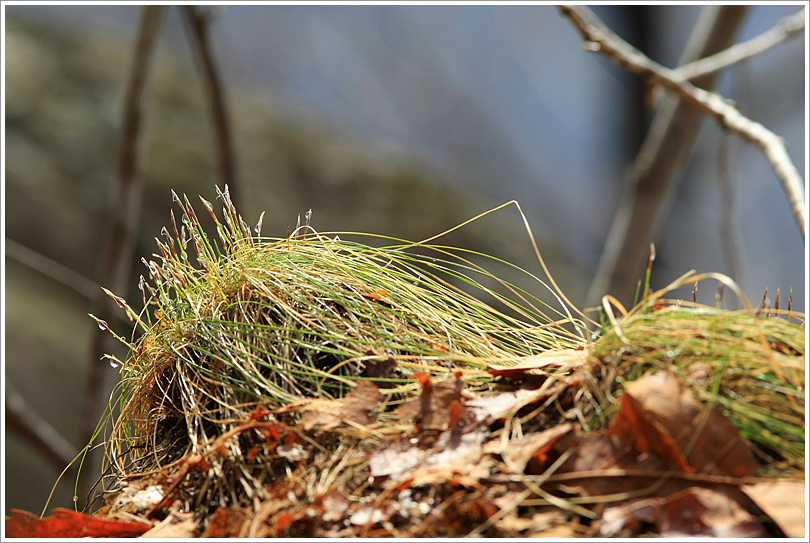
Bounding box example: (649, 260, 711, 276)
(81, 5, 166, 498)
(676, 8, 805, 81)
(717, 132, 741, 305)
(561, 5, 805, 240)
(584, 6, 749, 307)
(181, 5, 237, 206)
(6, 381, 78, 476)
(5, 238, 99, 299)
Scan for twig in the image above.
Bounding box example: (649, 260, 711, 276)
(717, 132, 741, 303)
(5, 238, 99, 299)
(561, 5, 805, 239)
(676, 8, 805, 81)
(584, 5, 750, 307)
(6, 381, 78, 476)
(80, 4, 166, 500)
(181, 5, 237, 206)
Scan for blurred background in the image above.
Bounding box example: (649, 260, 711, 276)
(3, 4, 805, 516)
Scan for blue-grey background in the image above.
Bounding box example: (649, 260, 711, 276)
(3, 4, 805, 516)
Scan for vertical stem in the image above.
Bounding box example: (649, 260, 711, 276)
(80, 4, 165, 506)
(586, 6, 749, 308)
(181, 5, 238, 206)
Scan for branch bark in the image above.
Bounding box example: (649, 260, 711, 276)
(676, 8, 805, 82)
(562, 5, 805, 239)
(565, 5, 806, 307)
(181, 5, 237, 206)
(6, 381, 78, 477)
(5, 238, 99, 300)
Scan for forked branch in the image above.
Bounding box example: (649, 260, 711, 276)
(560, 5, 806, 239)
(676, 8, 805, 81)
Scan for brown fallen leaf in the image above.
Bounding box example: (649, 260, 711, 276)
(4, 508, 152, 538)
(609, 381, 692, 473)
(742, 480, 806, 538)
(300, 399, 343, 430)
(395, 373, 466, 431)
(340, 380, 383, 425)
(550, 427, 691, 499)
(300, 381, 383, 431)
(613, 372, 758, 477)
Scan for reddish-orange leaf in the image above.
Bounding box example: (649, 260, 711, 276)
(5, 508, 152, 538)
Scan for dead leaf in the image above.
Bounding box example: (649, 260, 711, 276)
(300, 399, 343, 430)
(599, 487, 766, 538)
(339, 380, 383, 426)
(487, 423, 573, 474)
(742, 480, 806, 538)
(395, 373, 466, 431)
(370, 426, 488, 483)
(5, 508, 152, 538)
(488, 349, 589, 378)
(300, 382, 383, 431)
(550, 429, 685, 498)
(614, 372, 758, 476)
(609, 384, 692, 472)
(465, 388, 546, 424)
(660, 487, 765, 537)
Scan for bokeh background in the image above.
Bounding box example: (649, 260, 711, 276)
(3, 4, 805, 516)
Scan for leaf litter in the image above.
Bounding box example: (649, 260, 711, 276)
(12, 187, 805, 538)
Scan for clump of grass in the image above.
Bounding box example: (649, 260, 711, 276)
(590, 272, 805, 474)
(92, 187, 804, 524)
(103, 186, 586, 483)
